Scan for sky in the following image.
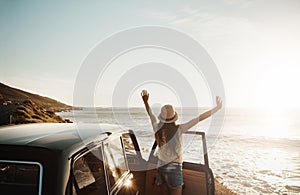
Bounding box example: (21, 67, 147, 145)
(1, 0, 300, 108)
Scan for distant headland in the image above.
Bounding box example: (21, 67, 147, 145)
(0, 82, 73, 126)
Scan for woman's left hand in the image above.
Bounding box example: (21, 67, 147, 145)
(216, 96, 222, 109)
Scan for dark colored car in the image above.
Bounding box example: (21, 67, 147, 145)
(0, 123, 215, 195)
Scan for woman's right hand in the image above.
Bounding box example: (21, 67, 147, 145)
(141, 90, 149, 102)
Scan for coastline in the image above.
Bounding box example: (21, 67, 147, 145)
(0, 100, 72, 126)
(0, 82, 74, 126)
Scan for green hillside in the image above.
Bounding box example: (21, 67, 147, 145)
(0, 82, 71, 111)
(0, 82, 72, 125)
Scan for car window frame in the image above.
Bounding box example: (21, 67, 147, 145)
(0, 159, 43, 195)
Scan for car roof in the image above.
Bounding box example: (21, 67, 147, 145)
(0, 123, 123, 152)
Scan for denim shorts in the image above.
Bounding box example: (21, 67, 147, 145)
(157, 162, 184, 189)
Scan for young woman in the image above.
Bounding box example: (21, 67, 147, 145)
(141, 90, 222, 195)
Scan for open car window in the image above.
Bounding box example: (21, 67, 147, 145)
(121, 133, 138, 156)
(182, 133, 205, 164)
(0, 160, 42, 195)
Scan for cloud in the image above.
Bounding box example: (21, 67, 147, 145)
(144, 5, 257, 43)
(222, 0, 253, 6)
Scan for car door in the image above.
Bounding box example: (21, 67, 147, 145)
(71, 144, 108, 195)
(120, 130, 147, 195)
(144, 131, 215, 195)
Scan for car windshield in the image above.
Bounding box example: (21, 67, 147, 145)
(0, 161, 42, 195)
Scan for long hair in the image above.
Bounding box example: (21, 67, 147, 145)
(155, 122, 179, 147)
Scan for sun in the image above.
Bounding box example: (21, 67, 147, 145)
(259, 109, 290, 139)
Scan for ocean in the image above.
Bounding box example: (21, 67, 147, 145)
(58, 108, 300, 194)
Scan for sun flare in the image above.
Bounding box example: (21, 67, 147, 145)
(258, 109, 290, 138)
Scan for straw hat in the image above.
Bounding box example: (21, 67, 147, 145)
(158, 105, 178, 123)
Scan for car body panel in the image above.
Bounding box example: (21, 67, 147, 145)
(0, 123, 124, 195)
